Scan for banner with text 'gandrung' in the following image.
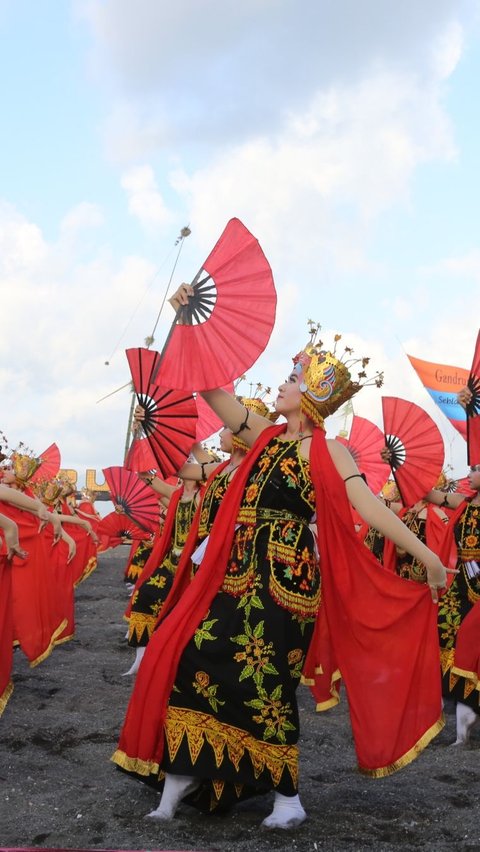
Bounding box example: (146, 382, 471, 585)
(407, 354, 468, 440)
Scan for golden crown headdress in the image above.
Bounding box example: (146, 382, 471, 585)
(293, 321, 384, 426)
(10, 448, 42, 485)
(232, 377, 278, 452)
(57, 475, 76, 497)
(435, 466, 458, 493)
(32, 478, 64, 506)
(381, 478, 401, 503)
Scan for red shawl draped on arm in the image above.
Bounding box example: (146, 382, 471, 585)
(113, 425, 444, 778)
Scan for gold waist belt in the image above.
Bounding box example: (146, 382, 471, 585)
(460, 551, 480, 561)
(236, 506, 311, 527)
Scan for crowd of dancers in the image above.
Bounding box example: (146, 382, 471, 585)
(1, 295, 479, 831)
(0, 456, 100, 713)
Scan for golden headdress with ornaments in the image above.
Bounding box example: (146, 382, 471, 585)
(232, 378, 278, 452)
(381, 478, 402, 504)
(292, 320, 384, 428)
(32, 478, 65, 507)
(57, 475, 77, 499)
(10, 448, 42, 487)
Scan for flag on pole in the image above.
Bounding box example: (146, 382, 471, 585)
(407, 354, 468, 440)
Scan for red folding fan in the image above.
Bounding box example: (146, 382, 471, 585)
(30, 443, 61, 484)
(449, 476, 475, 498)
(125, 347, 198, 478)
(151, 218, 277, 391)
(335, 415, 390, 496)
(125, 435, 157, 473)
(102, 466, 160, 533)
(382, 397, 445, 507)
(96, 511, 148, 548)
(466, 329, 480, 465)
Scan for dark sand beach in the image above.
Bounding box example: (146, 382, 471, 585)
(1, 548, 479, 852)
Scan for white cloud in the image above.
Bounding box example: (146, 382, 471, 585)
(60, 202, 105, 236)
(430, 19, 464, 78)
(419, 248, 480, 280)
(121, 164, 173, 230)
(77, 0, 469, 159)
(167, 65, 456, 285)
(0, 202, 47, 275)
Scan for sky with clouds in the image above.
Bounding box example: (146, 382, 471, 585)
(1, 0, 480, 487)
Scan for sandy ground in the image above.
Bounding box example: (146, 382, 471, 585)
(1, 548, 480, 852)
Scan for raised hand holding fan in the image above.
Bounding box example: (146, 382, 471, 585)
(151, 218, 277, 391)
(382, 397, 445, 507)
(125, 347, 198, 478)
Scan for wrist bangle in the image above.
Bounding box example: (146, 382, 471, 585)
(441, 494, 449, 508)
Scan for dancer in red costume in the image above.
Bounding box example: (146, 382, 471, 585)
(375, 450, 450, 582)
(0, 487, 38, 716)
(123, 476, 201, 675)
(123, 424, 228, 673)
(33, 479, 78, 644)
(420, 387, 480, 745)
(1, 455, 69, 666)
(56, 478, 99, 586)
(113, 311, 452, 830)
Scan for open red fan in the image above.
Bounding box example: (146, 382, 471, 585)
(125, 435, 157, 473)
(125, 347, 198, 478)
(382, 397, 445, 507)
(335, 415, 390, 496)
(448, 476, 475, 497)
(30, 443, 61, 484)
(151, 218, 277, 391)
(466, 329, 480, 465)
(103, 466, 160, 533)
(96, 511, 148, 548)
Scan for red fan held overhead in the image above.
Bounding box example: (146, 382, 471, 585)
(30, 443, 61, 484)
(382, 397, 445, 507)
(335, 415, 390, 496)
(103, 466, 160, 533)
(96, 512, 148, 548)
(151, 218, 277, 391)
(125, 347, 198, 478)
(466, 329, 480, 465)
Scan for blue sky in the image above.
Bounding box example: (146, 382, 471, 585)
(1, 0, 480, 486)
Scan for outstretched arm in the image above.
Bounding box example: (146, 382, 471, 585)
(424, 488, 465, 511)
(0, 513, 27, 560)
(327, 440, 454, 601)
(0, 485, 50, 522)
(200, 389, 271, 448)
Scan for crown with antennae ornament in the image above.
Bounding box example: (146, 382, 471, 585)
(231, 376, 278, 451)
(293, 320, 384, 426)
(9, 444, 43, 486)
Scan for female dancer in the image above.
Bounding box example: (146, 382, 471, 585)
(124, 476, 200, 675)
(113, 320, 451, 829)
